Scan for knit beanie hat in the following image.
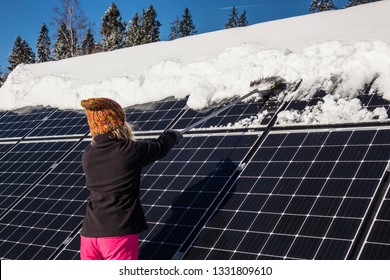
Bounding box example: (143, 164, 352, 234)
(81, 98, 126, 137)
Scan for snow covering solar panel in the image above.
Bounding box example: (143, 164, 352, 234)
(183, 128, 390, 260)
(0, 140, 76, 217)
(358, 171, 390, 259)
(138, 133, 258, 259)
(27, 109, 88, 137)
(278, 91, 390, 126)
(0, 107, 56, 140)
(172, 97, 280, 131)
(357, 93, 390, 114)
(125, 98, 187, 132)
(0, 140, 88, 260)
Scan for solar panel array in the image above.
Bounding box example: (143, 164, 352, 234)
(139, 133, 258, 259)
(183, 128, 390, 260)
(0, 90, 389, 260)
(358, 168, 390, 259)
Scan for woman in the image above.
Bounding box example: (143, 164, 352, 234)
(80, 97, 182, 260)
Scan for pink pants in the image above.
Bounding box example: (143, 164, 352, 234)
(80, 234, 139, 260)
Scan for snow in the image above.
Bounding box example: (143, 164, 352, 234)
(0, 0, 390, 126)
(277, 94, 389, 125)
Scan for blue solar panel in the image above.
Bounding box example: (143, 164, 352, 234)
(0, 92, 389, 261)
(27, 109, 88, 137)
(0, 140, 88, 259)
(125, 98, 187, 132)
(54, 234, 80, 260)
(0, 107, 56, 140)
(358, 172, 390, 259)
(0, 142, 16, 158)
(172, 97, 280, 131)
(138, 133, 259, 259)
(0, 140, 77, 217)
(183, 128, 390, 260)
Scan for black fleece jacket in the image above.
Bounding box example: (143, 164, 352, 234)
(80, 131, 177, 237)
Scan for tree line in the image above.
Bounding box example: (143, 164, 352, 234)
(2, 1, 248, 79)
(309, 0, 381, 13)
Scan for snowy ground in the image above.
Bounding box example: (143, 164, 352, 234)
(0, 0, 389, 126)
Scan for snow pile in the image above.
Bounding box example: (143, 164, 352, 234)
(277, 95, 388, 125)
(0, 0, 389, 127)
(288, 41, 390, 100)
(1, 41, 389, 112)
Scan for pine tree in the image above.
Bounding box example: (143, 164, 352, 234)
(345, 0, 380, 8)
(101, 2, 126, 51)
(125, 12, 143, 47)
(309, 0, 337, 13)
(140, 5, 161, 44)
(0, 66, 5, 88)
(225, 6, 239, 29)
(7, 36, 36, 71)
(179, 7, 197, 37)
(81, 28, 96, 55)
(70, 28, 79, 56)
(53, 22, 72, 60)
(168, 16, 181, 41)
(238, 10, 248, 27)
(22, 40, 36, 65)
(36, 23, 52, 63)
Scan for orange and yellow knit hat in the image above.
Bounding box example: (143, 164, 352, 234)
(81, 98, 126, 137)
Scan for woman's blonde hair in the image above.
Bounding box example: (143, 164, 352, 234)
(92, 122, 135, 144)
(111, 122, 135, 141)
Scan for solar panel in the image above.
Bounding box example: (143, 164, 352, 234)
(0, 111, 8, 120)
(138, 133, 259, 259)
(0, 142, 16, 158)
(0, 140, 77, 217)
(0, 107, 56, 140)
(358, 171, 390, 259)
(357, 93, 390, 115)
(183, 128, 390, 260)
(0, 89, 389, 261)
(0, 139, 89, 260)
(172, 97, 280, 131)
(27, 109, 88, 137)
(125, 98, 187, 132)
(54, 233, 80, 260)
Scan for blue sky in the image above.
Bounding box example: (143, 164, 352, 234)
(0, 0, 349, 72)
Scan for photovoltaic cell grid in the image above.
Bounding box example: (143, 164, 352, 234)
(184, 128, 390, 260)
(0, 110, 8, 120)
(356, 92, 390, 117)
(125, 98, 187, 132)
(27, 109, 89, 137)
(359, 178, 390, 259)
(0, 107, 56, 140)
(172, 97, 280, 131)
(0, 94, 389, 261)
(0, 140, 89, 260)
(138, 133, 259, 259)
(0, 140, 76, 217)
(54, 233, 80, 260)
(0, 142, 16, 158)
